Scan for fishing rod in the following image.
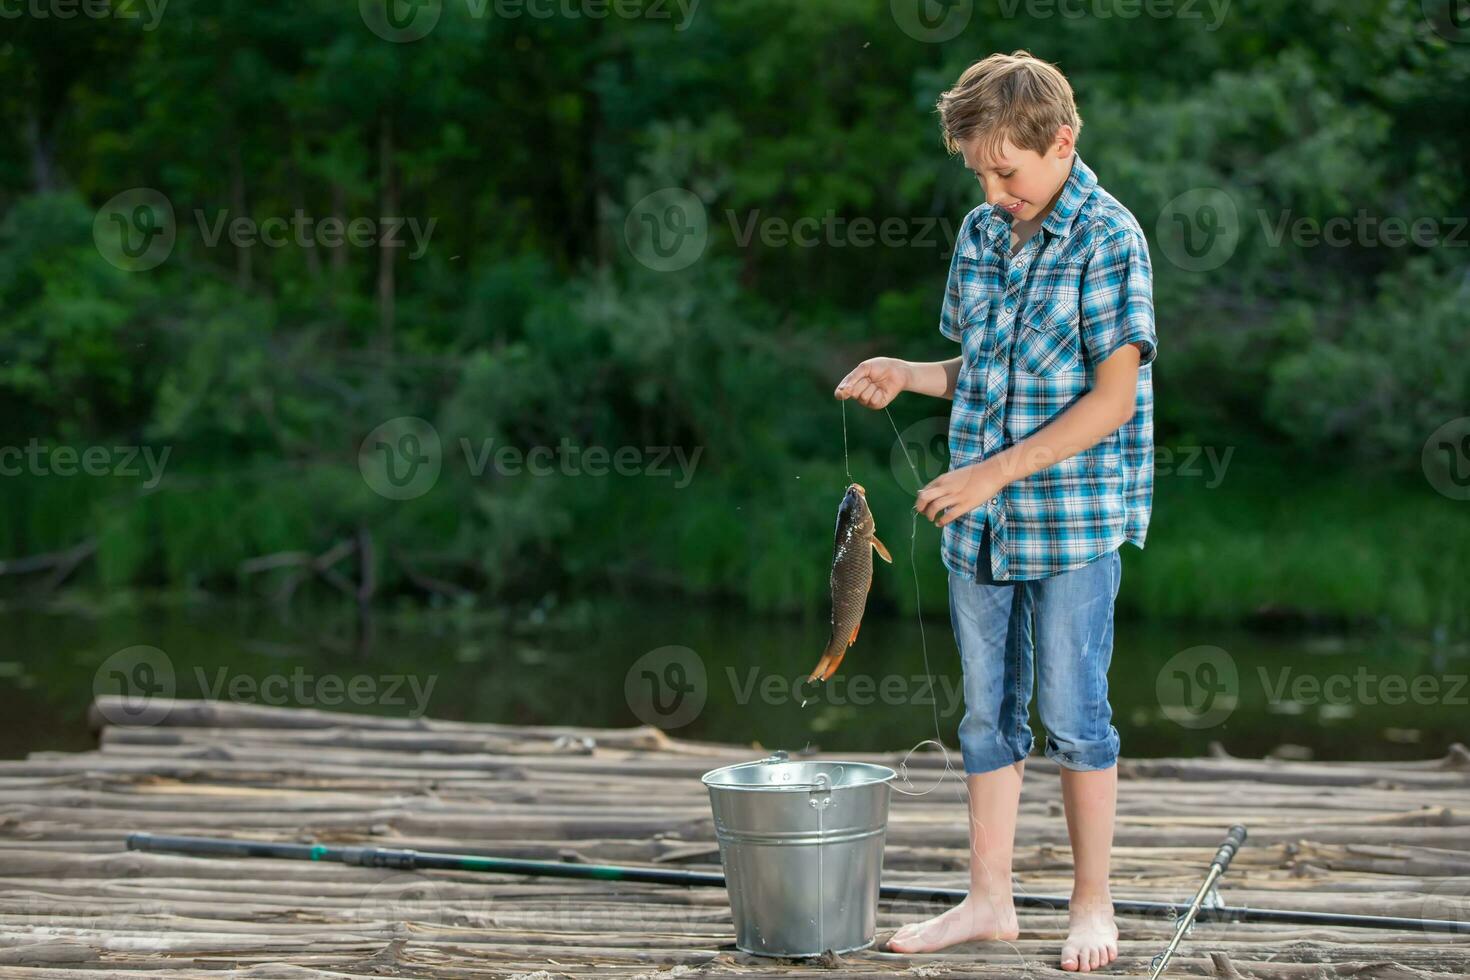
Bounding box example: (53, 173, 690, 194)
(1149, 824, 1245, 979)
(126, 830, 1470, 934)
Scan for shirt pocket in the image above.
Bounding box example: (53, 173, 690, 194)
(1034, 444, 1123, 499)
(959, 293, 991, 371)
(1081, 443, 1124, 478)
(1016, 290, 1081, 376)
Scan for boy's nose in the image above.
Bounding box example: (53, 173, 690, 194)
(981, 178, 1006, 207)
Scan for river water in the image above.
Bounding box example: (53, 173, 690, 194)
(2, 595, 1464, 762)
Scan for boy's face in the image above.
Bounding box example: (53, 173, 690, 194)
(958, 126, 1075, 223)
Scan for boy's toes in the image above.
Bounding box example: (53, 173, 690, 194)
(1062, 941, 1111, 972)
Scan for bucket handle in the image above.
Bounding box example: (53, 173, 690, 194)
(808, 770, 833, 811)
(757, 753, 845, 803)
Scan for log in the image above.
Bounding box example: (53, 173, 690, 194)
(3, 699, 1465, 976)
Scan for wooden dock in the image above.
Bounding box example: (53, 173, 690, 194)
(1, 696, 1468, 977)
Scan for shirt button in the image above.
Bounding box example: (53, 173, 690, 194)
(1005, 305, 1014, 313)
(991, 497, 1000, 505)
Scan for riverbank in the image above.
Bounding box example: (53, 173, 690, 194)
(2, 449, 1465, 637)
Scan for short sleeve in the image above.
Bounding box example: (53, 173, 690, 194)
(1079, 228, 1157, 367)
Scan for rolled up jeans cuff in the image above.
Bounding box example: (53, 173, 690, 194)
(1044, 728, 1120, 771)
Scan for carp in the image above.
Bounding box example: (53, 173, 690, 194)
(808, 483, 892, 683)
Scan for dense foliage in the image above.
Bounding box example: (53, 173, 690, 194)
(1, 0, 1466, 629)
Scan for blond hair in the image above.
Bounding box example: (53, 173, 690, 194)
(936, 50, 1082, 160)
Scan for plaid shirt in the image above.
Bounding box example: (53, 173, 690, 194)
(939, 153, 1158, 581)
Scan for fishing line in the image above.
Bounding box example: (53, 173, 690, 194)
(831, 398, 955, 794)
(839, 398, 1042, 970)
(841, 396, 854, 485)
(875, 401, 961, 800)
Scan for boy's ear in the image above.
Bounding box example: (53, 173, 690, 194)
(1052, 124, 1075, 158)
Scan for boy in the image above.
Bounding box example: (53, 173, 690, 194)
(835, 51, 1157, 973)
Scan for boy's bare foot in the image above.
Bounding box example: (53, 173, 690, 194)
(886, 893, 1019, 953)
(1061, 889, 1118, 972)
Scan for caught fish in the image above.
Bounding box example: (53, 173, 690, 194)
(808, 483, 892, 683)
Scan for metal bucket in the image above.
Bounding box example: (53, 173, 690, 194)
(701, 752, 896, 957)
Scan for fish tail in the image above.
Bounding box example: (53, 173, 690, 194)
(807, 636, 841, 683)
(816, 648, 849, 682)
(807, 623, 859, 683)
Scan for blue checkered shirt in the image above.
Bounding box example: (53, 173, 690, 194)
(939, 153, 1158, 582)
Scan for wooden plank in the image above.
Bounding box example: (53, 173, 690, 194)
(0, 698, 1464, 977)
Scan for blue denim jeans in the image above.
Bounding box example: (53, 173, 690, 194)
(948, 523, 1122, 774)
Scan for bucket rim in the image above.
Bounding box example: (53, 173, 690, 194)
(700, 758, 897, 791)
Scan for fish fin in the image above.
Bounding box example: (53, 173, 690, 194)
(872, 536, 893, 563)
(849, 621, 860, 646)
(807, 653, 832, 684)
(819, 648, 848, 681)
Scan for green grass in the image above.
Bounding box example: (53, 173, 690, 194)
(2, 449, 1465, 638)
(1128, 447, 1469, 634)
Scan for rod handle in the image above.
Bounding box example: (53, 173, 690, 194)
(1212, 824, 1248, 872)
(128, 832, 248, 856)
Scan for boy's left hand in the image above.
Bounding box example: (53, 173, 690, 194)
(916, 460, 1006, 528)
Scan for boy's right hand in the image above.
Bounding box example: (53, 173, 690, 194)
(834, 357, 911, 409)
